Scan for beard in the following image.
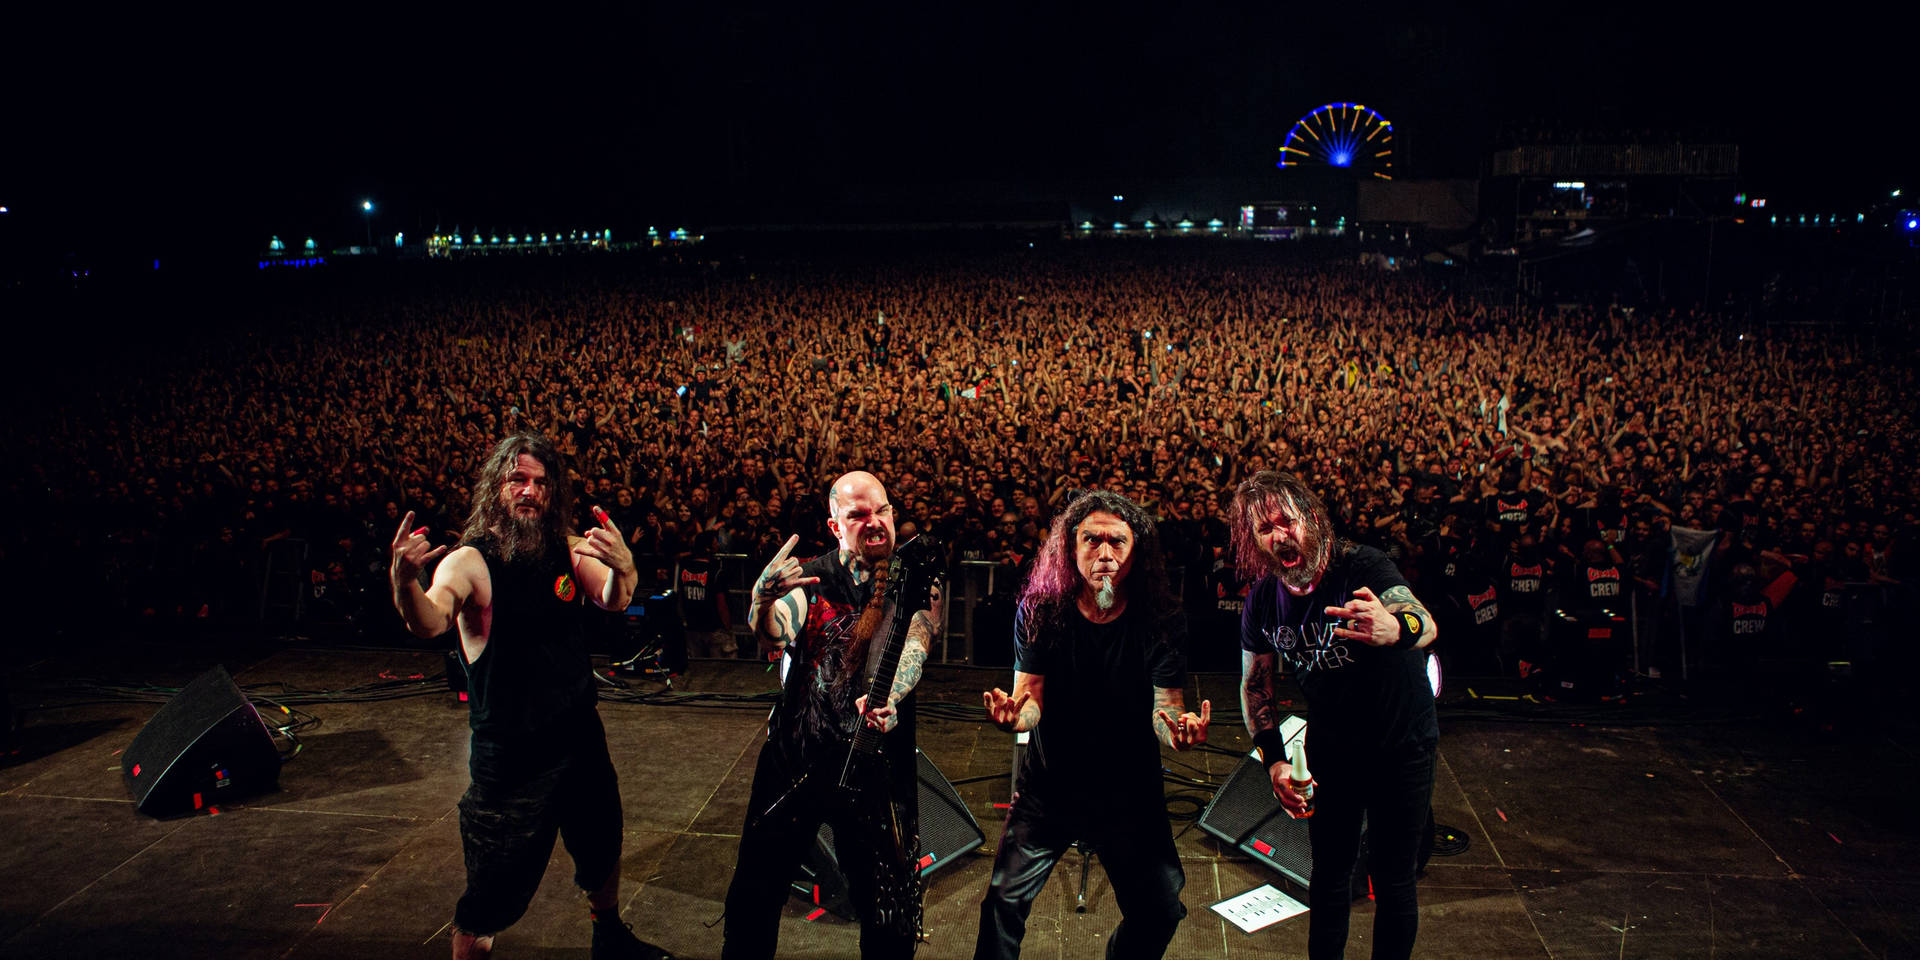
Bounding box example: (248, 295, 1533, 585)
(493, 500, 562, 563)
(1275, 528, 1330, 593)
(1093, 575, 1118, 611)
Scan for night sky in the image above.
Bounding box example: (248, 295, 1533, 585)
(5, 4, 1910, 259)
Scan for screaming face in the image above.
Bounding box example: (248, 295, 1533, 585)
(829, 472, 897, 565)
(1254, 495, 1331, 595)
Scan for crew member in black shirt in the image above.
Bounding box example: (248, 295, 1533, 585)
(1232, 471, 1437, 960)
(975, 490, 1209, 960)
(390, 433, 666, 960)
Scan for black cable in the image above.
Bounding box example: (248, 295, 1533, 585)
(1431, 823, 1471, 857)
(1163, 792, 1211, 821)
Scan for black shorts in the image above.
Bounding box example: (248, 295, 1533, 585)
(454, 713, 623, 936)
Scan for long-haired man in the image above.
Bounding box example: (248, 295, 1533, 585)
(390, 433, 665, 959)
(975, 490, 1208, 960)
(1232, 470, 1437, 960)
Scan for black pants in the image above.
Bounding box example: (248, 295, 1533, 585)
(454, 713, 623, 937)
(974, 798, 1186, 960)
(1306, 740, 1436, 960)
(723, 742, 918, 960)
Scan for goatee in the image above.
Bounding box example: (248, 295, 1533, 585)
(1094, 576, 1117, 611)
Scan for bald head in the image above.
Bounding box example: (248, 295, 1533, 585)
(827, 471, 896, 562)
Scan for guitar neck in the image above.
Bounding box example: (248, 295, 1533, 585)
(850, 598, 914, 755)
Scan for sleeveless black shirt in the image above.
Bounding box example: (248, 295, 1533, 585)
(461, 534, 597, 750)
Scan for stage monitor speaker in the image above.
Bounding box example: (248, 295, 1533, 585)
(121, 665, 280, 817)
(1197, 718, 1368, 898)
(793, 747, 987, 918)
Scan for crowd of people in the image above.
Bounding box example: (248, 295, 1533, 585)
(20, 242, 1916, 678)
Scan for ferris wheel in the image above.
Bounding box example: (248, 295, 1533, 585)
(1277, 102, 1394, 180)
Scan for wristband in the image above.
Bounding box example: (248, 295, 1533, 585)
(1396, 610, 1426, 649)
(1253, 729, 1288, 769)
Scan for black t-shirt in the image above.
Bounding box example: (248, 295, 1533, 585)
(1564, 561, 1625, 609)
(1013, 599, 1185, 820)
(1483, 490, 1537, 545)
(677, 557, 724, 631)
(1239, 544, 1438, 756)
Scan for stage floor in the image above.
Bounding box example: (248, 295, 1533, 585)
(2, 645, 1917, 959)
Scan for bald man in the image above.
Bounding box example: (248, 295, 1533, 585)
(723, 471, 942, 960)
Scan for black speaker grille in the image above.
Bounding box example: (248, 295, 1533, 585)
(915, 748, 984, 873)
(121, 665, 280, 816)
(1245, 810, 1315, 887)
(1196, 754, 1281, 845)
(1197, 754, 1370, 894)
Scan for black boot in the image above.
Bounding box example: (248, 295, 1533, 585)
(591, 917, 673, 960)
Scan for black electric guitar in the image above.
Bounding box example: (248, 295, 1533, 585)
(837, 534, 942, 793)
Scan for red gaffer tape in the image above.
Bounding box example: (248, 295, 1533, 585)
(804, 908, 827, 922)
(1251, 840, 1273, 856)
(918, 854, 934, 870)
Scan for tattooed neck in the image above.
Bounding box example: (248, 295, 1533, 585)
(840, 550, 873, 584)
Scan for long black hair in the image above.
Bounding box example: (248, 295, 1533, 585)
(1016, 489, 1177, 638)
(461, 433, 576, 548)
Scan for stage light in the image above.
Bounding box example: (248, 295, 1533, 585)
(1080, 221, 1093, 230)
(1177, 219, 1193, 229)
(1907, 219, 1918, 231)
(1112, 194, 1124, 202)
(1894, 189, 1904, 198)
(0, 206, 8, 213)
(1332, 152, 1351, 167)
(362, 200, 374, 212)
(1143, 220, 1156, 229)
(1112, 222, 1124, 230)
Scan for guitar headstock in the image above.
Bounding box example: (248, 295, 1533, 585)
(886, 535, 944, 601)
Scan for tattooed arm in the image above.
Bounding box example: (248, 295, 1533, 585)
(983, 671, 1043, 733)
(749, 534, 817, 657)
(858, 584, 943, 733)
(1241, 649, 1281, 750)
(1378, 583, 1438, 650)
(1326, 583, 1437, 651)
(1153, 686, 1211, 751)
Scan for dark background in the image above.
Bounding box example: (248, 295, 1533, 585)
(4, 3, 1912, 261)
